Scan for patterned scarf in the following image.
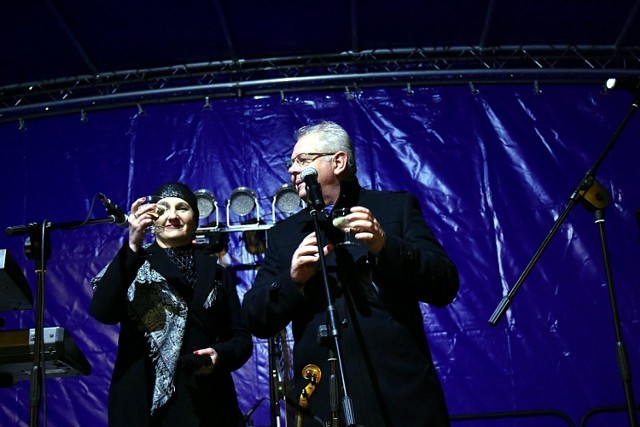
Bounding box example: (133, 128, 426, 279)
(127, 260, 188, 414)
(93, 245, 220, 414)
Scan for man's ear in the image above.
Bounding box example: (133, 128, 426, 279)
(333, 151, 349, 175)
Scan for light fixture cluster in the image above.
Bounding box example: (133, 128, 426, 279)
(193, 184, 302, 255)
(194, 184, 302, 231)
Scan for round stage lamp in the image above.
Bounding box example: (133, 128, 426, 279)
(273, 184, 301, 213)
(194, 189, 217, 220)
(229, 187, 257, 216)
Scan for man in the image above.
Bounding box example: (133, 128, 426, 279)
(242, 122, 459, 426)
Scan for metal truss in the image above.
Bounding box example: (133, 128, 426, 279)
(1, 45, 639, 124)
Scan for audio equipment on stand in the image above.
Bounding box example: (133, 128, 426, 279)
(0, 326, 91, 387)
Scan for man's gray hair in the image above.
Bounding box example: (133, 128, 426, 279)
(295, 121, 357, 177)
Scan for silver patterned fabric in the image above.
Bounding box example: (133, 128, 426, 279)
(129, 261, 187, 414)
(93, 256, 188, 414)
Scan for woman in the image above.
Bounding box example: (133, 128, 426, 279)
(90, 182, 252, 426)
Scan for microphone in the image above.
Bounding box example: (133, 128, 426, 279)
(301, 167, 325, 211)
(605, 77, 640, 93)
(98, 193, 128, 227)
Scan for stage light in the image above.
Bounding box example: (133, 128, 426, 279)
(227, 187, 260, 227)
(272, 184, 301, 222)
(606, 77, 640, 92)
(273, 184, 300, 212)
(196, 185, 301, 230)
(194, 189, 217, 219)
(194, 188, 219, 228)
(228, 187, 257, 216)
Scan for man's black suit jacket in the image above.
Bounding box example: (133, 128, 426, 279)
(243, 182, 459, 427)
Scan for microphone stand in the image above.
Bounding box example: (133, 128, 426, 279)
(5, 215, 123, 427)
(243, 397, 266, 427)
(309, 207, 356, 427)
(488, 91, 639, 427)
(268, 336, 285, 427)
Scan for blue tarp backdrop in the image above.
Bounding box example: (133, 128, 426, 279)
(0, 85, 638, 426)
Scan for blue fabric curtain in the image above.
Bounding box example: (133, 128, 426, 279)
(0, 85, 638, 427)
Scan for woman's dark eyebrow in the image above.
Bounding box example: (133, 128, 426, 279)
(157, 200, 188, 206)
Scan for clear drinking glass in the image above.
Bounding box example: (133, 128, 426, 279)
(331, 208, 356, 247)
(143, 195, 166, 234)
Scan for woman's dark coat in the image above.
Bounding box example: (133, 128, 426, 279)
(91, 242, 252, 426)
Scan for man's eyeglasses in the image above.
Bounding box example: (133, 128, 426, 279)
(285, 152, 335, 169)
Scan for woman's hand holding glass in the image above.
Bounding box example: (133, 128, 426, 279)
(136, 195, 166, 234)
(128, 196, 167, 252)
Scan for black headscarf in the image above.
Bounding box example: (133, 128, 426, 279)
(151, 182, 199, 220)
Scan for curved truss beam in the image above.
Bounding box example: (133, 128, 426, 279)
(1, 45, 639, 124)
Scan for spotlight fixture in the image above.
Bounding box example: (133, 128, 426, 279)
(229, 187, 256, 216)
(272, 184, 301, 222)
(605, 77, 640, 92)
(227, 187, 259, 227)
(194, 189, 218, 222)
